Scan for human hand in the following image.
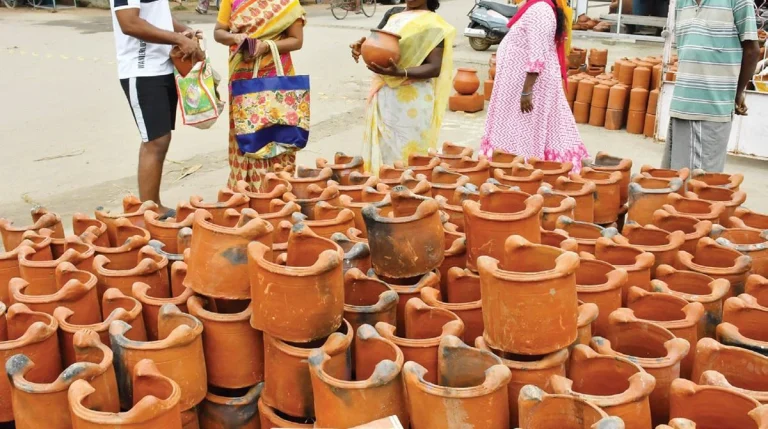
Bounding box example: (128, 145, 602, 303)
(367, 58, 403, 77)
(520, 93, 533, 113)
(735, 91, 748, 116)
(232, 33, 248, 47)
(351, 37, 365, 63)
(177, 36, 203, 61)
(182, 28, 204, 39)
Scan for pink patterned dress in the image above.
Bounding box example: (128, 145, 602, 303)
(481, 2, 588, 171)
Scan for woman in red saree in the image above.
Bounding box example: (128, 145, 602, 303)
(213, 0, 305, 189)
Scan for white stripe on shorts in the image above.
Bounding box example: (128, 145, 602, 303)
(128, 77, 149, 142)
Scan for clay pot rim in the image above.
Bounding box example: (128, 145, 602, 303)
(247, 240, 342, 277)
(68, 360, 181, 425)
(297, 207, 356, 230)
(595, 237, 656, 270)
(518, 384, 613, 425)
(730, 208, 768, 232)
(93, 246, 168, 277)
(6, 329, 112, 393)
(538, 189, 577, 213)
(431, 166, 471, 188)
(375, 317, 464, 348)
(362, 194, 440, 225)
(284, 186, 340, 205)
(369, 28, 402, 40)
(0, 213, 62, 242)
(266, 319, 353, 357)
(527, 157, 575, 175)
(338, 194, 371, 209)
(618, 224, 687, 252)
(277, 167, 334, 184)
(435, 195, 462, 214)
(456, 67, 478, 74)
(699, 370, 768, 403)
(553, 175, 598, 196)
(130, 281, 193, 309)
(493, 166, 545, 182)
(639, 165, 691, 182)
(420, 286, 481, 311)
(317, 154, 365, 171)
(95, 199, 159, 221)
(576, 259, 628, 293)
(652, 273, 731, 304)
(17, 240, 94, 268)
(54, 304, 134, 334)
(147, 240, 184, 263)
(109, 305, 202, 350)
(724, 293, 768, 315)
(592, 315, 689, 369)
(570, 168, 622, 185)
(626, 286, 706, 329)
(691, 168, 744, 189)
(1, 303, 59, 350)
(694, 337, 768, 382)
(582, 152, 633, 172)
(403, 360, 511, 398)
(193, 208, 274, 238)
(664, 196, 727, 221)
(578, 302, 599, 328)
(463, 193, 544, 221)
(330, 176, 378, 193)
(688, 180, 747, 206)
(653, 210, 713, 239)
(556, 216, 618, 244)
(205, 383, 263, 406)
(309, 341, 403, 388)
(441, 157, 490, 175)
(430, 144, 473, 159)
(0, 234, 53, 260)
(257, 397, 314, 428)
(87, 230, 151, 255)
(257, 200, 301, 220)
(676, 240, 752, 276)
(670, 377, 761, 409)
(344, 289, 399, 314)
(477, 240, 580, 282)
(144, 209, 195, 230)
(10, 268, 96, 306)
(475, 336, 570, 369)
(628, 176, 684, 194)
(235, 175, 292, 198)
(550, 371, 656, 407)
(717, 321, 768, 351)
(711, 225, 768, 252)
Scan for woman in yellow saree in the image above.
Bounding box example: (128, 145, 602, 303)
(213, 0, 305, 189)
(351, 0, 455, 174)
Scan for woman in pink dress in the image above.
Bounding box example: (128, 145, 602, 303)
(481, 0, 588, 171)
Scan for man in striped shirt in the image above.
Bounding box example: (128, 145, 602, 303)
(663, 0, 760, 172)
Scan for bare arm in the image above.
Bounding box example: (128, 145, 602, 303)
(520, 72, 538, 113)
(115, 8, 187, 45)
(214, 21, 243, 47)
(737, 40, 761, 94)
(402, 47, 443, 79)
(172, 17, 191, 34)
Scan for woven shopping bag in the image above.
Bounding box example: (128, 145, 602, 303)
(230, 40, 310, 154)
(174, 40, 225, 130)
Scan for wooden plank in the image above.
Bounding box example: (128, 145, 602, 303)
(598, 13, 668, 27)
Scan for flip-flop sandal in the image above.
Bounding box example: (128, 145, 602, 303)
(195, 7, 207, 14)
(158, 209, 177, 221)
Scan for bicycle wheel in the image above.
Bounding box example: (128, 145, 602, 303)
(3, 0, 19, 8)
(330, 0, 349, 20)
(360, 0, 376, 17)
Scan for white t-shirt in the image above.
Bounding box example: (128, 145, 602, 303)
(111, 0, 174, 79)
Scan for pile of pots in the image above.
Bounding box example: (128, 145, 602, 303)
(1, 144, 768, 428)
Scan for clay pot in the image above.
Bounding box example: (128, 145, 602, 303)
(339, 196, 372, 237)
(316, 153, 365, 185)
(81, 218, 151, 269)
(262, 320, 352, 419)
(616, 222, 686, 271)
(0, 207, 64, 251)
(420, 286, 482, 344)
(94, 196, 158, 243)
(68, 359, 183, 428)
(552, 345, 654, 429)
(464, 183, 543, 271)
(722, 293, 768, 344)
(6, 329, 119, 429)
(537, 188, 577, 231)
(0, 233, 52, 305)
(556, 216, 619, 255)
(654, 265, 731, 338)
(184, 209, 272, 300)
(375, 298, 464, 384)
(431, 168, 471, 203)
(109, 304, 206, 411)
(234, 174, 292, 212)
(343, 268, 399, 353)
(640, 165, 691, 186)
(517, 384, 623, 429)
(589, 48, 608, 67)
(552, 176, 597, 223)
(528, 158, 574, 186)
(291, 204, 355, 239)
(143, 210, 195, 255)
(403, 335, 511, 429)
(431, 142, 474, 163)
(687, 180, 747, 224)
(746, 274, 768, 306)
(199, 384, 262, 429)
(278, 168, 334, 205)
(489, 148, 523, 171)
(94, 245, 170, 301)
(608, 84, 629, 110)
(751, 405, 768, 429)
(186, 296, 263, 389)
(594, 237, 655, 304)
(669, 378, 761, 429)
(131, 261, 193, 340)
(692, 337, 768, 404)
(676, 237, 752, 297)
(402, 154, 442, 178)
(627, 176, 685, 226)
(589, 105, 607, 126)
(663, 193, 731, 223)
(626, 286, 704, 379)
(604, 108, 624, 130)
(573, 101, 590, 123)
(576, 80, 595, 104)
(330, 231, 372, 276)
(711, 226, 768, 277)
(309, 325, 407, 428)
(257, 397, 313, 428)
(442, 157, 490, 187)
(632, 67, 651, 90)
(575, 255, 628, 336)
(592, 308, 690, 424)
(363, 187, 444, 279)
(492, 164, 546, 195)
(454, 68, 481, 95)
(0, 303, 62, 423)
(691, 169, 744, 192)
(653, 210, 713, 254)
(570, 168, 623, 224)
(717, 321, 768, 355)
(731, 208, 768, 231)
(575, 301, 600, 348)
(368, 270, 439, 334)
(436, 195, 465, 232)
(15, 238, 95, 295)
(479, 235, 579, 355)
(361, 29, 401, 68)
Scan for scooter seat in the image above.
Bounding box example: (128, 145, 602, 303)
(479, 0, 518, 18)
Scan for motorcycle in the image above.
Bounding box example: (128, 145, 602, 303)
(464, 0, 518, 51)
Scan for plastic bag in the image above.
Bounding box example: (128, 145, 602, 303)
(174, 55, 225, 129)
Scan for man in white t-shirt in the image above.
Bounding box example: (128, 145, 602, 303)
(111, 0, 203, 216)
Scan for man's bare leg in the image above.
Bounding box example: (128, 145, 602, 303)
(138, 132, 172, 215)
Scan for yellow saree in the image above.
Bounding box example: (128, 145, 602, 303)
(362, 11, 456, 174)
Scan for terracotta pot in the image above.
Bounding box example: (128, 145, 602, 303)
(722, 293, 768, 344)
(640, 165, 691, 188)
(143, 210, 195, 255)
(15, 238, 95, 295)
(184, 209, 272, 300)
(316, 153, 365, 185)
(566, 77, 579, 101)
(109, 304, 206, 411)
(402, 154, 442, 177)
(627, 176, 685, 226)
(94, 245, 170, 302)
(0, 207, 64, 251)
(262, 319, 352, 419)
(363, 187, 444, 279)
(199, 384, 262, 429)
(553, 345, 655, 429)
(367, 270, 439, 334)
(573, 101, 590, 123)
(556, 216, 619, 255)
(343, 268, 399, 360)
(576, 80, 595, 103)
(527, 158, 574, 186)
(464, 183, 543, 271)
(331, 174, 377, 205)
(68, 359, 183, 428)
(618, 61, 637, 85)
(687, 180, 747, 224)
(518, 384, 623, 429)
(234, 174, 292, 212)
(589, 105, 607, 126)
(81, 218, 152, 269)
(489, 148, 524, 171)
(675, 237, 752, 297)
(290, 204, 355, 240)
(592, 84, 610, 108)
(593, 308, 690, 424)
(442, 157, 490, 187)
(339, 195, 372, 238)
(257, 397, 313, 428)
(654, 265, 731, 338)
(94, 195, 158, 245)
(309, 326, 407, 428)
(647, 89, 659, 115)
(653, 210, 713, 254)
(537, 188, 577, 231)
(454, 67, 481, 95)
(449, 91, 486, 113)
(403, 335, 511, 429)
(656, 418, 699, 429)
(132, 261, 193, 340)
(0, 303, 62, 423)
(552, 176, 597, 223)
(626, 286, 704, 379)
(575, 255, 627, 336)
(692, 337, 768, 404)
(751, 405, 768, 429)
(492, 164, 546, 195)
(632, 67, 651, 90)
(669, 378, 761, 429)
(710, 226, 768, 277)
(9, 261, 100, 325)
(330, 231, 372, 276)
(607, 84, 629, 110)
(604, 108, 624, 130)
(717, 321, 768, 356)
(570, 168, 623, 224)
(6, 329, 119, 429)
(594, 237, 655, 304)
(746, 274, 768, 306)
(574, 301, 600, 348)
(730, 208, 768, 231)
(361, 29, 401, 68)
(435, 195, 464, 233)
(420, 286, 482, 344)
(479, 235, 579, 355)
(616, 222, 686, 271)
(691, 169, 744, 192)
(539, 227, 569, 248)
(280, 180, 338, 218)
(0, 233, 52, 305)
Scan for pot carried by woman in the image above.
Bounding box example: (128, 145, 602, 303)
(214, 0, 306, 188)
(350, 0, 455, 175)
(480, 0, 589, 171)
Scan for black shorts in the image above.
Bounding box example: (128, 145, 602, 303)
(120, 74, 178, 142)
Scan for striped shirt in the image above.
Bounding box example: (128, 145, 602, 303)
(670, 0, 758, 122)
